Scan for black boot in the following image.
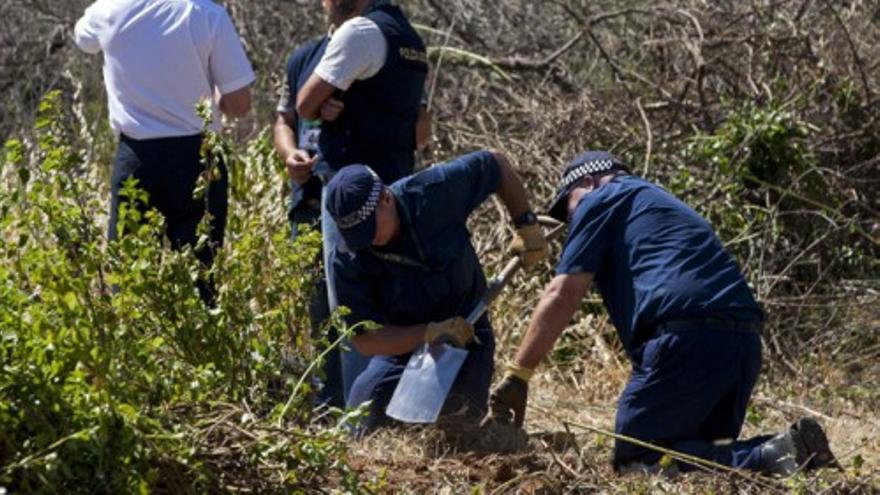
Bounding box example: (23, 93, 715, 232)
(759, 417, 836, 476)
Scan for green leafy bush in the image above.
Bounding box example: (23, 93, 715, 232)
(0, 91, 361, 493)
(682, 99, 815, 242)
(680, 97, 876, 285)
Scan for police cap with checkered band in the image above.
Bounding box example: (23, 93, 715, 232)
(325, 165, 384, 251)
(547, 151, 628, 221)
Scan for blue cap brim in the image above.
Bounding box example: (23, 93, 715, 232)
(337, 210, 377, 252)
(546, 183, 575, 222)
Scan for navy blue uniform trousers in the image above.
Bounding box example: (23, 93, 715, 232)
(349, 329, 495, 430)
(289, 203, 344, 408)
(614, 327, 772, 471)
(108, 134, 227, 303)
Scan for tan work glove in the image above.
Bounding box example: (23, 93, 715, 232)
(424, 317, 475, 348)
(510, 224, 549, 269)
(483, 363, 533, 428)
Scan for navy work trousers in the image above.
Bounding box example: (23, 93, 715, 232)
(289, 202, 344, 408)
(319, 181, 371, 404)
(108, 134, 227, 303)
(614, 327, 772, 471)
(347, 329, 495, 430)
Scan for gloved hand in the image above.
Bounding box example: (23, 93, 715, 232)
(424, 317, 475, 348)
(510, 223, 549, 269)
(485, 364, 532, 428)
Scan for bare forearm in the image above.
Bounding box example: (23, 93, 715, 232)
(352, 324, 426, 356)
(515, 274, 592, 369)
(492, 151, 531, 220)
(218, 86, 252, 118)
(297, 100, 321, 121)
(296, 75, 336, 120)
(273, 114, 298, 160)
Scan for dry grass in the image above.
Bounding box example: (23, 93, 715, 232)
(346, 284, 880, 492)
(349, 354, 879, 493)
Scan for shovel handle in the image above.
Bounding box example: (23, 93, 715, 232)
(466, 216, 566, 325)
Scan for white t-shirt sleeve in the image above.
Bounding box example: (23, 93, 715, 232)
(313, 17, 387, 91)
(208, 9, 256, 95)
(74, 2, 106, 54)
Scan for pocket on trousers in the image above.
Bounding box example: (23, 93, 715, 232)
(641, 334, 674, 370)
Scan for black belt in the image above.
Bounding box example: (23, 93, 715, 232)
(120, 133, 202, 143)
(655, 317, 762, 336)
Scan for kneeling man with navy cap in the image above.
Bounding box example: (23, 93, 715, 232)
(484, 151, 836, 476)
(323, 150, 548, 429)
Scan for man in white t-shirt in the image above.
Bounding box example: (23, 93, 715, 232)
(293, 0, 430, 403)
(272, 4, 432, 407)
(295, 0, 428, 186)
(74, 0, 255, 303)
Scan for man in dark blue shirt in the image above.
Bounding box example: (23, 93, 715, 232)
(323, 150, 548, 429)
(485, 151, 835, 476)
(274, 33, 338, 406)
(275, 35, 331, 235)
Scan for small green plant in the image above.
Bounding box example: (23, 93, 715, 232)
(679, 96, 877, 286)
(745, 404, 764, 427)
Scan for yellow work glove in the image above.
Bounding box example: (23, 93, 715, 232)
(484, 363, 533, 428)
(510, 223, 549, 269)
(424, 317, 475, 348)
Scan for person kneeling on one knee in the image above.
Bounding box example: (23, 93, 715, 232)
(484, 151, 836, 476)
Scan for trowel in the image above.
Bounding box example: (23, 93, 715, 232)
(385, 216, 565, 423)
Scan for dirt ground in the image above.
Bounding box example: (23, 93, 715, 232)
(349, 347, 880, 493)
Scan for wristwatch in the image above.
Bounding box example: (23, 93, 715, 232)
(512, 210, 538, 229)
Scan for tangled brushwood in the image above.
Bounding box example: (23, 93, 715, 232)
(1, 0, 879, 493)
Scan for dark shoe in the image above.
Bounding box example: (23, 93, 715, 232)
(792, 417, 836, 470)
(759, 417, 836, 476)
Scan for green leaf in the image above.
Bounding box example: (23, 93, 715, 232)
(117, 403, 139, 423)
(853, 454, 864, 470)
(63, 292, 78, 311)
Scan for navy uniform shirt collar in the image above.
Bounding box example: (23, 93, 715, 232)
(365, 0, 392, 14)
(573, 173, 629, 214)
(369, 190, 435, 269)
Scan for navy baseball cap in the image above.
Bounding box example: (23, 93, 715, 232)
(325, 165, 384, 251)
(546, 151, 627, 221)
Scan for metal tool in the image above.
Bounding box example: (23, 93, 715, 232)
(385, 216, 565, 423)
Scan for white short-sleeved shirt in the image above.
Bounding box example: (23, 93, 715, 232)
(313, 17, 388, 91)
(74, 0, 255, 139)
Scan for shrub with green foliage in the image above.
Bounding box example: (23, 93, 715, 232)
(680, 99, 817, 249)
(0, 91, 363, 493)
(679, 97, 877, 288)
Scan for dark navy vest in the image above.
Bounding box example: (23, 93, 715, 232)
(319, 1, 428, 184)
(286, 36, 330, 206)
